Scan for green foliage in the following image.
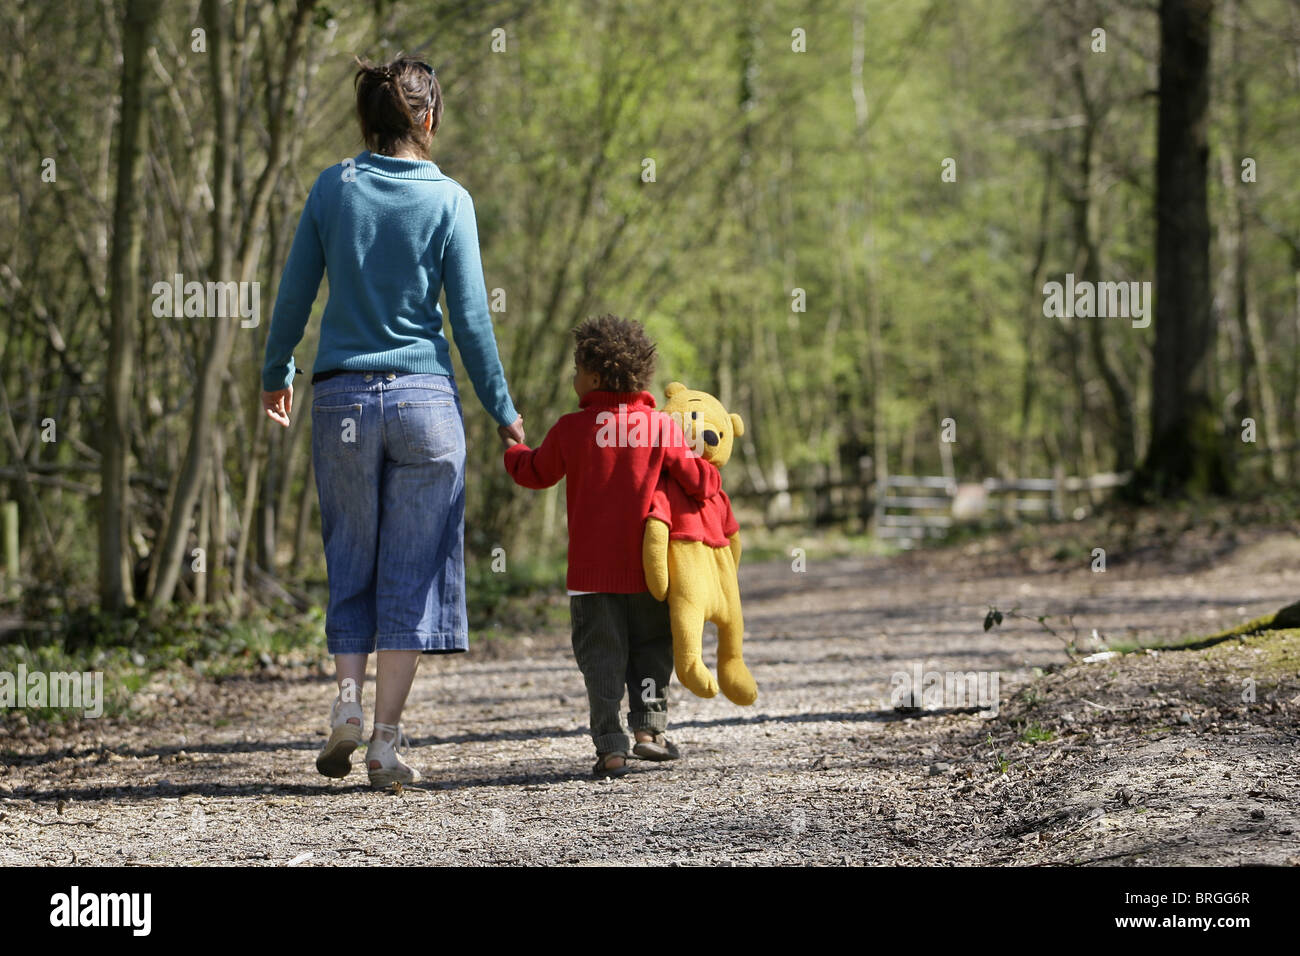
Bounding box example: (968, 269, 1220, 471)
(465, 550, 569, 634)
(4, 0, 1300, 623)
(1018, 722, 1055, 744)
(0, 604, 327, 724)
(986, 731, 1011, 775)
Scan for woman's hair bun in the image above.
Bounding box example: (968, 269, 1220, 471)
(353, 54, 443, 156)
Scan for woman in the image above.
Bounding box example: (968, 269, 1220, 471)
(260, 56, 524, 787)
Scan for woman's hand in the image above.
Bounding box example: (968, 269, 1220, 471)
(263, 386, 293, 428)
(498, 414, 524, 447)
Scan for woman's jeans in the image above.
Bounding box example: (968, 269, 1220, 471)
(311, 371, 468, 655)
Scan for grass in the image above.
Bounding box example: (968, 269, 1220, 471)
(1018, 722, 1056, 743)
(985, 732, 1012, 774)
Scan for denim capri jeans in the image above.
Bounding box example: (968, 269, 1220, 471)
(311, 371, 468, 655)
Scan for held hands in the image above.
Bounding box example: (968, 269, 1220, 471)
(498, 414, 525, 448)
(262, 385, 293, 428)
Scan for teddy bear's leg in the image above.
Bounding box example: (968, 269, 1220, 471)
(715, 553, 757, 706)
(664, 541, 719, 699)
(716, 618, 756, 706)
(669, 599, 718, 699)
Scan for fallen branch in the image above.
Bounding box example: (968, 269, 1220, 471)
(31, 818, 98, 827)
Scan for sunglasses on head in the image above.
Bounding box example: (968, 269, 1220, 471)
(413, 60, 436, 114)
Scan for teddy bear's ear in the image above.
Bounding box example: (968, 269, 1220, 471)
(730, 412, 745, 437)
(665, 382, 686, 398)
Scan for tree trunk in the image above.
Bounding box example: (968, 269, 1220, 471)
(1071, 63, 1137, 474)
(275, 378, 312, 569)
(99, 0, 163, 611)
(1018, 152, 1055, 479)
(1141, 0, 1229, 497)
(209, 429, 229, 605)
(1224, 0, 1283, 479)
(292, 453, 316, 572)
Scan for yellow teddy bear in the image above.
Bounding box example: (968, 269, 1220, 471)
(643, 383, 757, 705)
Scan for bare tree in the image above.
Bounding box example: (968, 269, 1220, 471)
(148, 0, 319, 608)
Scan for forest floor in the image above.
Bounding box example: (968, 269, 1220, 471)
(3, 507, 1299, 866)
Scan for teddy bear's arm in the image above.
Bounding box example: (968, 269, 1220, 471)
(661, 416, 722, 502)
(721, 490, 741, 566)
(643, 518, 671, 601)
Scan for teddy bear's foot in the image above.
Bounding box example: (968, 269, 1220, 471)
(718, 659, 757, 706)
(676, 659, 719, 699)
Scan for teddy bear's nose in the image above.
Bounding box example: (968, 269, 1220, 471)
(702, 430, 720, 446)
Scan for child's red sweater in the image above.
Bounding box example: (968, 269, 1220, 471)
(503, 390, 720, 592)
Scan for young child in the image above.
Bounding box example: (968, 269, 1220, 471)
(502, 315, 720, 777)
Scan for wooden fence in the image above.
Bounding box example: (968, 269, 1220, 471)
(875, 471, 1131, 547)
(731, 468, 1131, 544)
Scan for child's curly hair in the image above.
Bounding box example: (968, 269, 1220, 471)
(572, 314, 657, 393)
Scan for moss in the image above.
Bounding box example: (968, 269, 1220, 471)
(1111, 601, 1300, 654)
(1134, 402, 1233, 500)
(1204, 627, 1300, 679)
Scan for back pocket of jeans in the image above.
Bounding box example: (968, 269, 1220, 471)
(312, 402, 363, 458)
(396, 399, 460, 459)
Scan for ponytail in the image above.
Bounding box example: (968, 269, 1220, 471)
(353, 54, 442, 156)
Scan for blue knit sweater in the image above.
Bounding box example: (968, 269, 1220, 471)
(261, 151, 518, 426)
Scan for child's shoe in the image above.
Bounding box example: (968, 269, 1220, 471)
(593, 751, 632, 778)
(632, 733, 680, 761)
(316, 694, 364, 778)
(367, 721, 421, 787)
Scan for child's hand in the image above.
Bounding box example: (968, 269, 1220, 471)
(499, 415, 525, 448)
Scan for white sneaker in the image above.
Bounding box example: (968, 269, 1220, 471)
(367, 721, 421, 787)
(316, 694, 364, 779)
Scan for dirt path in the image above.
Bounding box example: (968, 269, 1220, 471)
(3, 524, 1299, 866)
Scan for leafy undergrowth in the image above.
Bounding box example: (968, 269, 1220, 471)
(465, 554, 570, 639)
(0, 603, 328, 727)
(0, 555, 575, 730)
